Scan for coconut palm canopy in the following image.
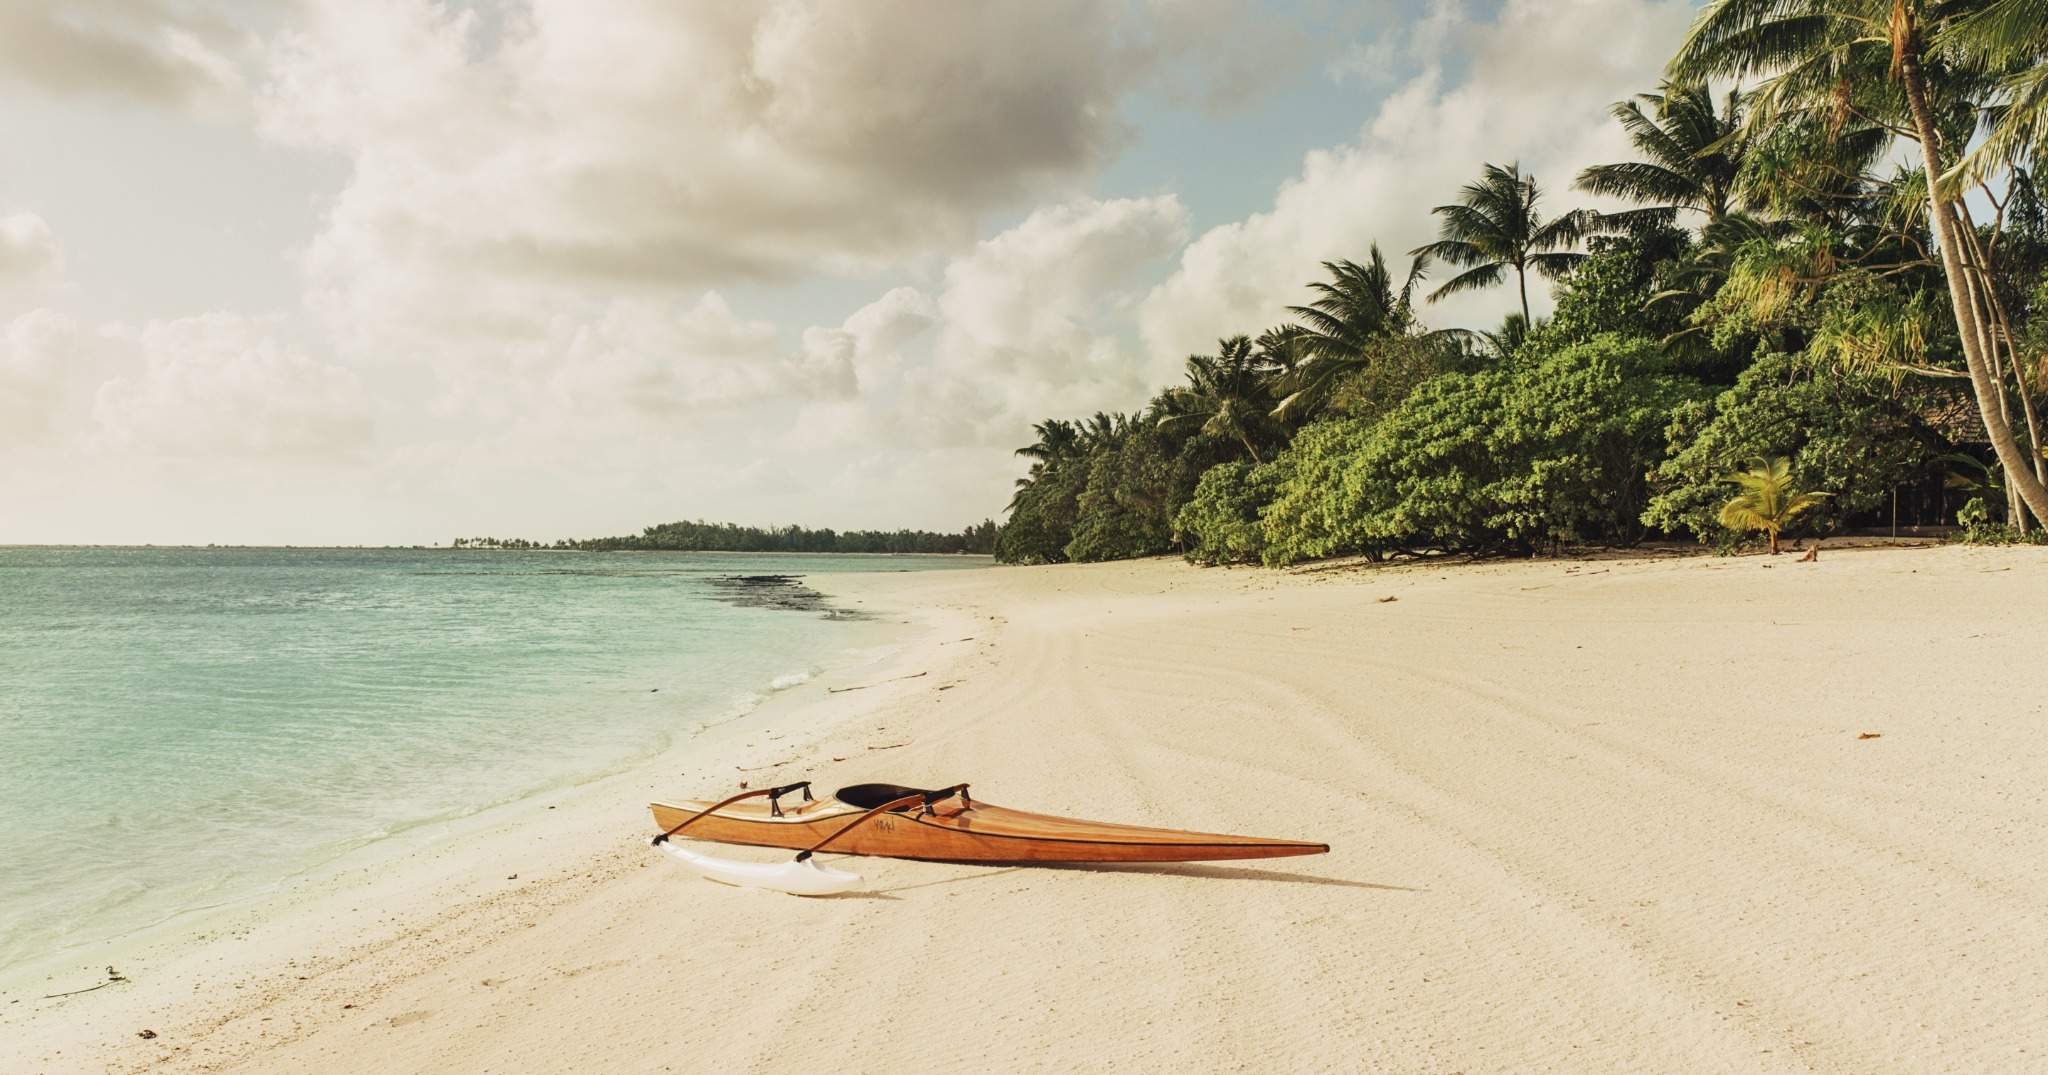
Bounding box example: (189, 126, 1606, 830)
(1576, 81, 1750, 229)
(1410, 162, 1594, 323)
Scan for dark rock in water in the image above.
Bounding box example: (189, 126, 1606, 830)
(703, 574, 868, 619)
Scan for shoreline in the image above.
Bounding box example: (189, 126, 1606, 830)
(1, 571, 983, 1070)
(11, 545, 2048, 1073)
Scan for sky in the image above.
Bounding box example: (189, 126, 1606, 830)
(0, 0, 1701, 546)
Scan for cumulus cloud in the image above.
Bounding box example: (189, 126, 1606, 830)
(0, 310, 100, 447)
(0, 0, 248, 110)
(89, 314, 372, 458)
(724, 195, 1190, 524)
(264, 0, 1147, 319)
(547, 292, 856, 420)
(0, 213, 60, 285)
(1139, 0, 1695, 358)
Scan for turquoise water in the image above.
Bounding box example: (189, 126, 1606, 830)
(0, 547, 981, 978)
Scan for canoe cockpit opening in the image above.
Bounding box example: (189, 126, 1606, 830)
(833, 783, 974, 813)
(834, 783, 934, 808)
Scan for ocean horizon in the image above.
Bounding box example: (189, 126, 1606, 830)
(0, 547, 984, 984)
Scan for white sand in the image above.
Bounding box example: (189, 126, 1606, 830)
(8, 545, 2048, 1073)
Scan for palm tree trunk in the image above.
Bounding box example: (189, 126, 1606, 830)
(1947, 207, 2028, 528)
(1239, 433, 1264, 464)
(1899, 46, 2048, 526)
(1956, 211, 2047, 493)
(1516, 263, 1530, 324)
(1768, 528, 1780, 556)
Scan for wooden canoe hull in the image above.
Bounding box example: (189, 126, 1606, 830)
(649, 797, 1329, 864)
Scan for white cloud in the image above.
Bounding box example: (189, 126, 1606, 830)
(1140, 0, 1695, 357)
(0, 0, 249, 111)
(726, 195, 1191, 524)
(263, 0, 1147, 317)
(913, 195, 1190, 444)
(546, 292, 856, 420)
(0, 212, 60, 285)
(3, 309, 365, 462)
(0, 310, 100, 447)
(90, 314, 372, 458)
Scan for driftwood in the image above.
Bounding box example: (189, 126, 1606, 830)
(827, 671, 929, 694)
(43, 967, 128, 999)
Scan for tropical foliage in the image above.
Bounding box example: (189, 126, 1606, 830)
(1717, 457, 1830, 554)
(993, 2, 2048, 566)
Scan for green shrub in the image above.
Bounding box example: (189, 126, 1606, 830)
(1958, 497, 2048, 545)
(1255, 334, 1702, 563)
(1643, 350, 1940, 543)
(1174, 461, 1277, 564)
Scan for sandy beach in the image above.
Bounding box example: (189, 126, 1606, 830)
(8, 544, 2048, 1074)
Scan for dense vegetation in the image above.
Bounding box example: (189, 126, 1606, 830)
(999, 0, 2048, 565)
(456, 519, 998, 555)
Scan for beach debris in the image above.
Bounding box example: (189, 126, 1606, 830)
(1376, 595, 1399, 603)
(1858, 732, 1882, 740)
(1798, 546, 1818, 563)
(506, 873, 518, 880)
(41, 966, 129, 999)
(828, 670, 929, 694)
(867, 742, 909, 751)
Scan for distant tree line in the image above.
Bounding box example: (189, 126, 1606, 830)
(455, 518, 998, 555)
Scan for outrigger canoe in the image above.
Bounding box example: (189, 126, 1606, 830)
(649, 781, 1329, 865)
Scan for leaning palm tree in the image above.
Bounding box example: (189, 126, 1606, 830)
(1271, 247, 1431, 418)
(1718, 457, 1830, 554)
(1411, 162, 1592, 323)
(1157, 336, 1275, 462)
(1672, 0, 2048, 526)
(1577, 81, 1750, 229)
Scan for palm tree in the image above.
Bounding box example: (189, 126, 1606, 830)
(1473, 311, 1533, 362)
(1671, 0, 2048, 526)
(1077, 412, 1121, 453)
(1576, 82, 1749, 229)
(1010, 418, 1080, 510)
(1272, 248, 1431, 417)
(1251, 324, 1311, 380)
(1411, 162, 1592, 323)
(1718, 457, 1829, 554)
(1158, 336, 1275, 462)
